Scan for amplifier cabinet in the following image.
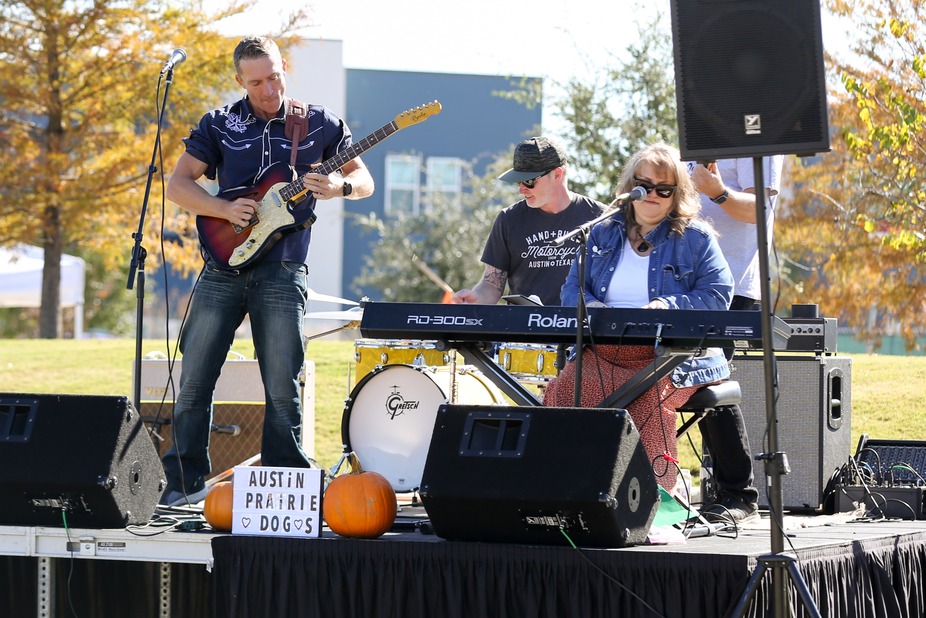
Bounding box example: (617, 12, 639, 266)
(727, 354, 852, 511)
(135, 358, 315, 478)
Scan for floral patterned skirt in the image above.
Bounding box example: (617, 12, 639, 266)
(543, 344, 700, 492)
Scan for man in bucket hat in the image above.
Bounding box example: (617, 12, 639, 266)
(452, 136, 604, 306)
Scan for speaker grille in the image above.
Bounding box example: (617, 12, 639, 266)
(731, 355, 852, 510)
(671, 0, 830, 159)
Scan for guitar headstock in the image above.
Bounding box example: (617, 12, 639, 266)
(394, 101, 442, 129)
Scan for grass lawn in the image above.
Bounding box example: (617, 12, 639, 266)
(2, 338, 924, 482)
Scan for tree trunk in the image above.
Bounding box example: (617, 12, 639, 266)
(39, 205, 63, 339)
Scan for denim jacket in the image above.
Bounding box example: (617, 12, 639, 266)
(560, 213, 734, 387)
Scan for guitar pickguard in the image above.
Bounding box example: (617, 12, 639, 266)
(227, 184, 296, 267)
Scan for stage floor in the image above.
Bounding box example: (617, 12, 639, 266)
(211, 508, 926, 618)
(4, 508, 926, 617)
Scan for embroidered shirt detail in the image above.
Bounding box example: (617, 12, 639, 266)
(225, 112, 248, 134)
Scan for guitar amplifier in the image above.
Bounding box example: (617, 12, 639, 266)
(725, 354, 852, 511)
(135, 357, 315, 478)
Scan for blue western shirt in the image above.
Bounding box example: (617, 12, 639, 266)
(182, 96, 351, 264)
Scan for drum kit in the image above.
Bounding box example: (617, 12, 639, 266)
(305, 291, 561, 495)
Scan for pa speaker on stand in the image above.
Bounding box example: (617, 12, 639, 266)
(670, 0, 830, 160)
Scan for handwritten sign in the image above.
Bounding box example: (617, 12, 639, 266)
(231, 465, 323, 538)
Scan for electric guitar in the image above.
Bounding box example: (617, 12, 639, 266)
(196, 101, 442, 269)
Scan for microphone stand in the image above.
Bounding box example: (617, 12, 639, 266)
(570, 230, 589, 407)
(126, 67, 178, 415)
(552, 194, 637, 407)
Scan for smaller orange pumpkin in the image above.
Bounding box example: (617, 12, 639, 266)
(203, 481, 234, 532)
(323, 452, 397, 538)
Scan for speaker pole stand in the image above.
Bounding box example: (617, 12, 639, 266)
(731, 158, 820, 618)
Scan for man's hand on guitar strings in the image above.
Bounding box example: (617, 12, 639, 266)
(228, 198, 259, 228)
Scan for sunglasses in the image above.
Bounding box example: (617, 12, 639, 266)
(519, 169, 553, 189)
(633, 177, 677, 198)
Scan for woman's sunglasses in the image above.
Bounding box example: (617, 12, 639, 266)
(633, 177, 677, 198)
(519, 169, 553, 189)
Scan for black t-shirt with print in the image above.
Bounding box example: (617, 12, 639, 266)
(481, 195, 604, 306)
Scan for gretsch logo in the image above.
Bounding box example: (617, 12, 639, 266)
(385, 385, 418, 419)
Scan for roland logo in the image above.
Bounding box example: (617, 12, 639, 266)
(527, 312, 578, 329)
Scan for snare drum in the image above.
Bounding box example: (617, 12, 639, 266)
(354, 338, 451, 384)
(342, 364, 506, 492)
(497, 343, 560, 381)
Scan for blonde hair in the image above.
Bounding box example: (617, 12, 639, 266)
(615, 142, 702, 238)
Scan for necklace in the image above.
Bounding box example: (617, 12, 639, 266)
(632, 228, 651, 252)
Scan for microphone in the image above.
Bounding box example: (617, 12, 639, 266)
(211, 423, 241, 436)
(610, 185, 647, 206)
(160, 48, 187, 75)
(552, 185, 647, 246)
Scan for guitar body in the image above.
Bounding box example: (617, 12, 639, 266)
(196, 162, 317, 269)
(194, 101, 441, 270)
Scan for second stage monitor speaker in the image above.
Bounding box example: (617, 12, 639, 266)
(419, 405, 659, 548)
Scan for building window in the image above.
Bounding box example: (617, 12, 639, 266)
(426, 157, 463, 210)
(385, 154, 421, 216)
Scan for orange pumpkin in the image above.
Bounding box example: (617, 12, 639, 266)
(323, 452, 397, 538)
(203, 481, 234, 532)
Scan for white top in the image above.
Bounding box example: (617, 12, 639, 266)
(604, 238, 651, 308)
(695, 156, 785, 300)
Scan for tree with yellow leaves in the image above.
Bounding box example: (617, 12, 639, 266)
(0, 1, 309, 337)
(779, 0, 925, 350)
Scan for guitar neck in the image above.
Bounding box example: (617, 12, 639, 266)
(280, 121, 399, 203)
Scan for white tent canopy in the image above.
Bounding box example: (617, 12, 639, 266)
(0, 244, 86, 337)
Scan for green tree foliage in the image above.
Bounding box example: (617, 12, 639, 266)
(551, 12, 678, 203)
(0, 1, 308, 337)
(352, 155, 518, 301)
(353, 15, 679, 302)
(779, 0, 925, 350)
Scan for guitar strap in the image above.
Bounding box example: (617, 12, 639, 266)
(284, 99, 309, 167)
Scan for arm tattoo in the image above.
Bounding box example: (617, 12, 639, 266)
(482, 266, 508, 292)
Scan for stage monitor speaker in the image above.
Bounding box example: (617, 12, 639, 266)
(669, 0, 830, 160)
(0, 393, 166, 528)
(419, 405, 659, 548)
(725, 355, 852, 511)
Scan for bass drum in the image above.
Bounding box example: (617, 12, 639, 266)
(342, 364, 506, 492)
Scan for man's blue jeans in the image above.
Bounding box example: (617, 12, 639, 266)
(161, 259, 312, 494)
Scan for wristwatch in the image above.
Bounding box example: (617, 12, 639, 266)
(342, 180, 353, 197)
(710, 189, 729, 204)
